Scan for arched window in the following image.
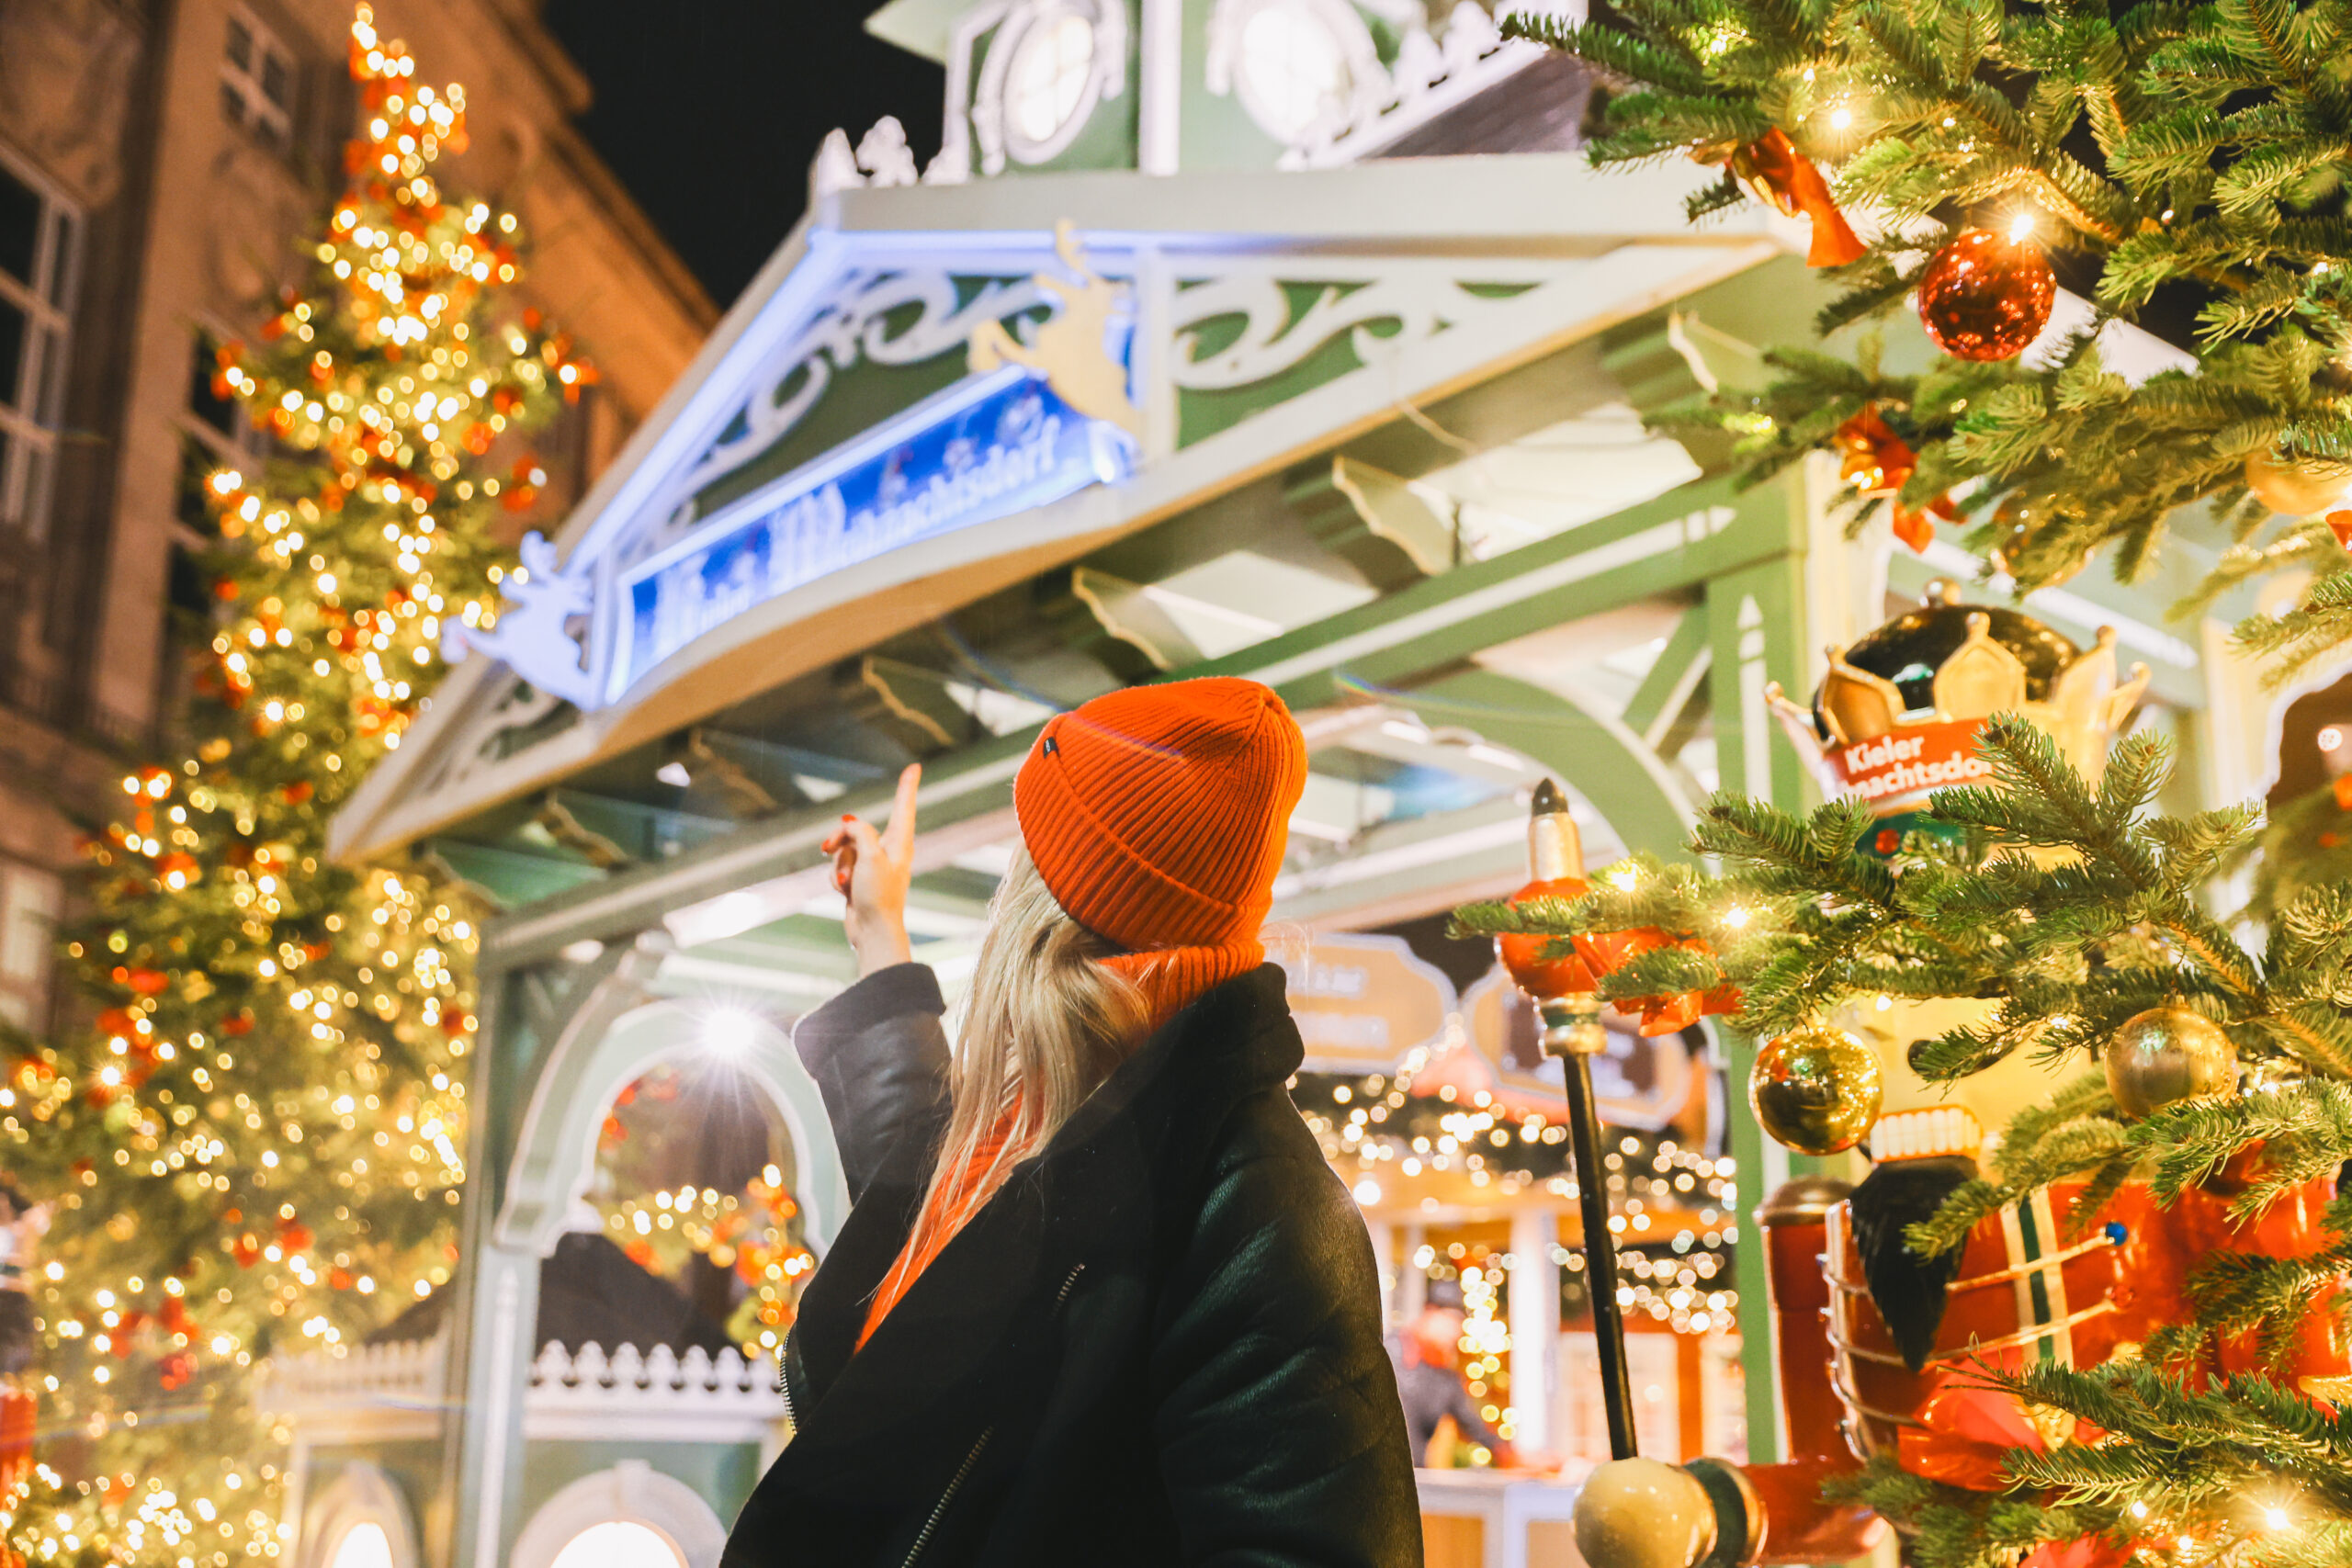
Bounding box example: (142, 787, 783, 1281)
(509, 1463, 725, 1568)
(546, 1522, 684, 1568)
(581, 1055, 811, 1360)
(298, 1463, 416, 1568)
(325, 1523, 395, 1568)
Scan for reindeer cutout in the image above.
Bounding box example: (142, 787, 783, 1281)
(444, 531, 599, 708)
(968, 220, 1143, 441)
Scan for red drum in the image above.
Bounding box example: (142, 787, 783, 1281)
(1825, 1180, 2131, 1462)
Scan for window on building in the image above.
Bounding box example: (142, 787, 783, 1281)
(324, 1523, 395, 1568)
(546, 1522, 683, 1568)
(0, 152, 76, 541)
(0, 862, 62, 1032)
(1005, 8, 1099, 152)
(221, 9, 298, 151)
(187, 335, 241, 442)
(182, 331, 270, 538)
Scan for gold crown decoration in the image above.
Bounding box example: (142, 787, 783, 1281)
(1766, 583, 2151, 852)
(1758, 586, 2153, 1159)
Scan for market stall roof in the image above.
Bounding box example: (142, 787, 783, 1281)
(326, 152, 1798, 867)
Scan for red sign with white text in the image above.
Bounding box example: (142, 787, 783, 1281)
(1826, 717, 1990, 810)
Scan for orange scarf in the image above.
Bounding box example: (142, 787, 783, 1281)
(854, 942, 1263, 1349)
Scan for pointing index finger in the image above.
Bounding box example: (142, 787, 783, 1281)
(882, 763, 922, 862)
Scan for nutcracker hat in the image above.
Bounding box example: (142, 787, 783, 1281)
(1012, 677, 1307, 953)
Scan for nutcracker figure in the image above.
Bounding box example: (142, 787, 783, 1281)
(1561, 590, 2351, 1568)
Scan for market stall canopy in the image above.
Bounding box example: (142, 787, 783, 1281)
(326, 152, 1795, 864)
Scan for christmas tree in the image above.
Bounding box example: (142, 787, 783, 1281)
(1510, 0, 2352, 617)
(2, 8, 585, 1562)
(1457, 1, 2352, 1559)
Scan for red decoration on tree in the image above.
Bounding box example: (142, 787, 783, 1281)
(1917, 229, 2056, 361)
(1694, 128, 1868, 267)
(1833, 403, 1959, 553)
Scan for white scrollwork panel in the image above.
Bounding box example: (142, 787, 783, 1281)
(675, 269, 1045, 514)
(1167, 272, 1546, 393)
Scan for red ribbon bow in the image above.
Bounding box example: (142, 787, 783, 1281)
(1834, 403, 1958, 552)
(1696, 128, 1869, 268)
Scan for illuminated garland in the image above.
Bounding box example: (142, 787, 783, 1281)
(5, 9, 582, 1563)
(1293, 1070, 1740, 1446)
(597, 1170, 815, 1357)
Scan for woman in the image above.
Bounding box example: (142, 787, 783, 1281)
(721, 677, 1419, 1567)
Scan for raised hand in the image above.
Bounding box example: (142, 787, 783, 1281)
(821, 763, 920, 977)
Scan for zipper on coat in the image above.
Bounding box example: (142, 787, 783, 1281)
(902, 1429, 989, 1568)
(773, 1327, 797, 1433)
(899, 1266, 1080, 1567)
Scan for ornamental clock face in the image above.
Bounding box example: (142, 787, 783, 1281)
(1208, 0, 1382, 147)
(1003, 9, 1099, 154)
(973, 0, 1128, 174)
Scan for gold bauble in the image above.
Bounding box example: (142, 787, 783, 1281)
(2104, 1005, 2238, 1119)
(1749, 1023, 1883, 1156)
(2245, 450, 2352, 516)
(1571, 1457, 1717, 1568)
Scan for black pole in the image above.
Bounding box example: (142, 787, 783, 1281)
(1557, 1026, 1639, 1461)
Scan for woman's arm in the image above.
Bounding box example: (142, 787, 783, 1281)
(791, 964, 950, 1205)
(795, 765, 946, 1203)
(1149, 1098, 1423, 1567)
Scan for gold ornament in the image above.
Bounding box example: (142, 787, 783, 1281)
(1571, 1457, 1718, 1568)
(2245, 450, 2352, 516)
(1749, 1023, 1883, 1156)
(2104, 1006, 2237, 1119)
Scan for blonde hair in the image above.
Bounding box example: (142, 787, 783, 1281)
(892, 847, 1147, 1284)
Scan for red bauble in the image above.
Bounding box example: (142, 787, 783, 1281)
(1495, 876, 1600, 999)
(1917, 230, 2056, 361)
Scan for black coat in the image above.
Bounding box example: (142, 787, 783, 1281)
(720, 962, 1421, 1568)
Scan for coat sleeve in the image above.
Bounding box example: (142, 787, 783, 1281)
(1149, 1096, 1423, 1567)
(790, 962, 951, 1206)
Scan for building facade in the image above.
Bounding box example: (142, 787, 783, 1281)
(311, 4, 2281, 1568)
(0, 0, 711, 1034)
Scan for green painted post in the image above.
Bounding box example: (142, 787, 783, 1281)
(1701, 474, 1817, 1467)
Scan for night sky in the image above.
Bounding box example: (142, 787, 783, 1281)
(545, 1, 946, 309)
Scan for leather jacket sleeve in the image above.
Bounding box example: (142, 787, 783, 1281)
(1148, 1091, 1424, 1566)
(791, 963, 951, 1205)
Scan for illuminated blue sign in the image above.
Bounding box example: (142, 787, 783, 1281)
(610, 369, 1131, 698)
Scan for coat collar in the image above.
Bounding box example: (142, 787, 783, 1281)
(776, 964, 1301, 1490)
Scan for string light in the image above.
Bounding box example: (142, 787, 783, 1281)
(597, 1162, 813, 1355)
(10, 7, 589, 1560)
(1302, 1066, 1740, 1449)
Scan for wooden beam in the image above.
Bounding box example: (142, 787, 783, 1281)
(1620, 604, 1713, 750)
(481, 471, 1799, 968)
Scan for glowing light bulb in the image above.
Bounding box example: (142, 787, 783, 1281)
(701, 1008, 762, 1058)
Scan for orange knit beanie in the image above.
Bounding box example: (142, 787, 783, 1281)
(1013, 677, 1307, 953)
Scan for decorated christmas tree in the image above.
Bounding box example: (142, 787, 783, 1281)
(1, 8, 585, 1561)
(1453, 1, 2352, 1562)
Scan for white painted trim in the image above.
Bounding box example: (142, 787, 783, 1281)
(297, 1461, 419, 1568)
(493, 997, 849, 1257)
(333, 233, 1780, 863)
(524, 1341, 786, 1444)
(1139, 0, 1181, 174)
(508, 1463, 726, 1568)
